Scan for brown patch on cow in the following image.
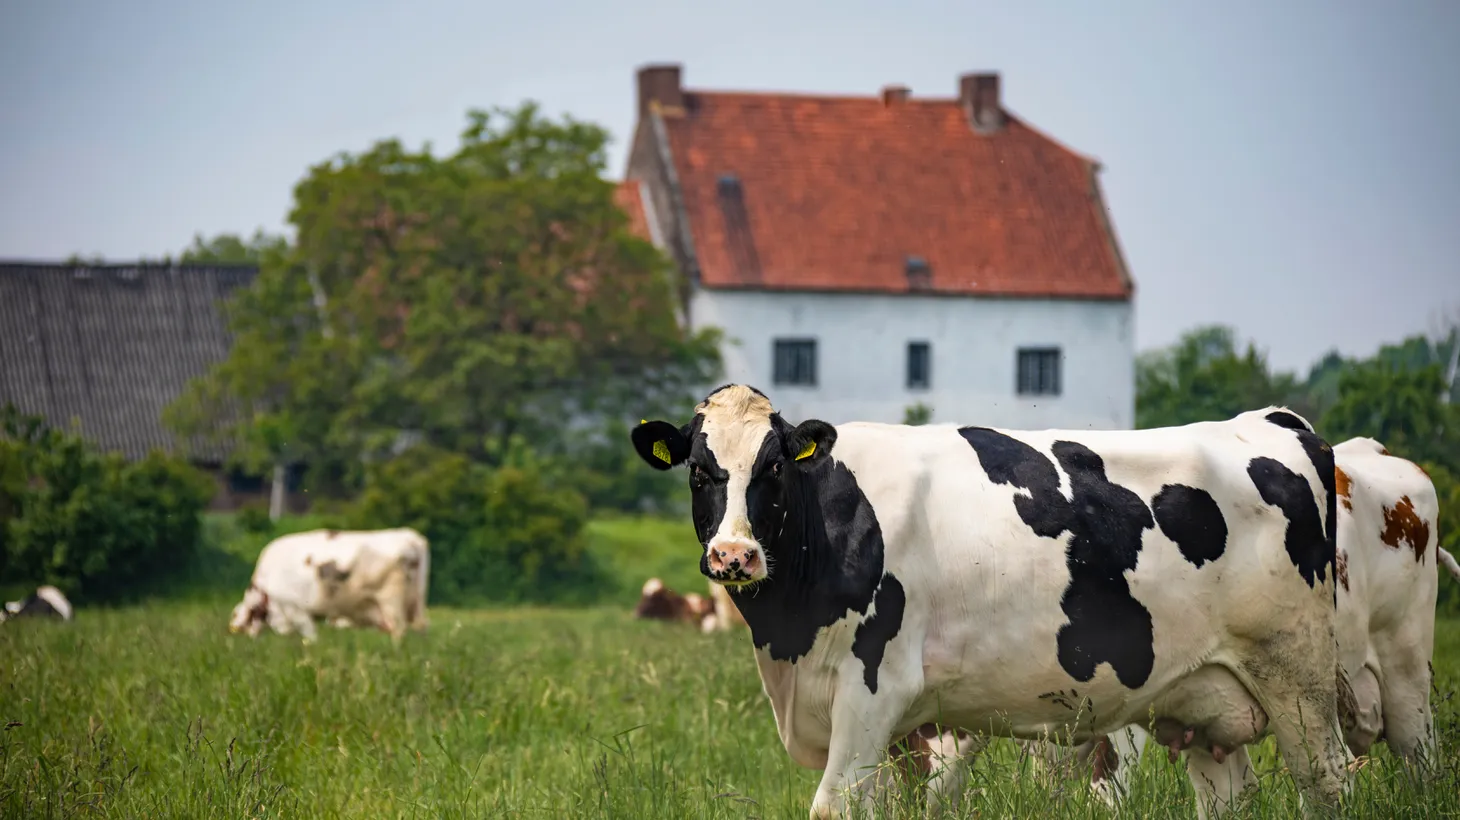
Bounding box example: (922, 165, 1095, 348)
(325, 530, 339, 539)
(1336, 551, 1350, 592)
(886, 724, 971, 785)
(633, 579, 715, 628)
(1088, 735, 1119, 784)
(1334, 466, 1354, 511)
(1379, 496, 1431, 562)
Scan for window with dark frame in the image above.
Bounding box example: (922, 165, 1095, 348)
(907, 341, 931, 390)
(773, 338, 818, 386)
(1016, 347, 1062, 396)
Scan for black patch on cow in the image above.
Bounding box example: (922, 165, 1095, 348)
(721, 414, 891, 664)
(1152, 484, 1228, 568)
(960, 429, 1157, 689)
(1247, 456, 1330, 588)
(4, 594, 60, 620)
(1260, 410, 1337, 598)
(851, 575, 906, 694)
(1263, 410, 1311, 433)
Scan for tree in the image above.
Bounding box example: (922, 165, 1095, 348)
(177, 229, 289, 265)
(166, 102, 720, 507)
(1319, 362, 1460, 470)
(1136, 325, 1300, 429)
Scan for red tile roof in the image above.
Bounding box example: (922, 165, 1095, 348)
(613, 179, 652, 243)
(644, 90, 1132, 300)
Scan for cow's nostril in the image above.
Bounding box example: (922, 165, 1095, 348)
(730, 559, 741, 570)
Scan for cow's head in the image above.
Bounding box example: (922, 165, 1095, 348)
(228, 586, 270, 636)
(631, 384, 837, 587)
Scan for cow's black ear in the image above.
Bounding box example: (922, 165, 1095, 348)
(788, 419, 837, 464)
(631, 420, 691, 470)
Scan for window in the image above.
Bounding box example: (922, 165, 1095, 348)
(907, 341, 931, 390)
(774, 338, 818, 386)
(1017, 347, 1062, 396)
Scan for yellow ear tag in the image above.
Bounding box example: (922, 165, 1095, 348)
(795, 440, 817, 461)
(652, 440, 672, 464)
(640, 419, 648, 425)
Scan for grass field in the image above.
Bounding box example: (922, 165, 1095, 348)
(4, 516, 1460, 819)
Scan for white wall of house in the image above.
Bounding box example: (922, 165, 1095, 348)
(689, 288, 1134, 431)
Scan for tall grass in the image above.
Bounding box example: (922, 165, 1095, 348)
(3, 515, 1458, 818)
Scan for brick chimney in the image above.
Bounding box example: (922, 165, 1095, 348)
(881, 85, 911, 106)
(905, 256, 932, 291)
(959, 72, 1004, 133)
(638, 64, 684, 118)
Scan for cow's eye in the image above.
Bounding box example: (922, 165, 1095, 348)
(771, 461, 782, 478)
(689, 465, 705, 485)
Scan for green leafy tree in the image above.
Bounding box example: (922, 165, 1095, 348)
(1136, 325, 1300, 429)
(1319, 362, 1460, 470)
(178, 229, 289, 265)
(167, 101, 719, 511)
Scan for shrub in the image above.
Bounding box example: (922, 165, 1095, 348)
(349, 444, 601, 604)
(0, 405, 214, 602)
(235, 502, 275, 535)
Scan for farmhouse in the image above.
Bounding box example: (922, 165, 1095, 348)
(618, 64, 1137, 429)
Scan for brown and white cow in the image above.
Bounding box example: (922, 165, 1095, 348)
(1065, 436, 1451, 806)
(634, 577, 718, 631)
(229, 527, 430, 643)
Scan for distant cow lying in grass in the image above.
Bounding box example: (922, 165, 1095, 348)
(229, 528, 430, 644)
(634, 578, 717, 631)
(1, 585, 73, 624)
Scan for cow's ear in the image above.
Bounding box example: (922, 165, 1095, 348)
(788, 419, 837, 464)
(631, 420, 691, 470)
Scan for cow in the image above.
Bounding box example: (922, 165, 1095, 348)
(631, 384, 1352, 819)
(0, 585, 73, 624)
(1069, 436, 1451, 806)
(634, 577, 718, 631)
(229, 527, 430, 643)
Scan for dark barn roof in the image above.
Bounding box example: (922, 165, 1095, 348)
(0, 262, 258, 464)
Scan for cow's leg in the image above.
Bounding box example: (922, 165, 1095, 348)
(377, 596, 409, 646)
(1344, 664, 1384, 757)
(810, 678, 918, 819)
(1091, 724, 1147, 807)
(1184, 744, 1255, 820)
(1246, 669, 1350, 816)
(291, 606, 319, 643)
(1373, 635, 1437, 767)
(920, 729, 985, 817)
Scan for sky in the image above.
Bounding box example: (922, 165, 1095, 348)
(1, 0, 1457, 373)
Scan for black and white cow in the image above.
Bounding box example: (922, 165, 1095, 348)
(1069, 435, 1451, 806)
(632, 384, 1352, 819)
(1, 585, 74, 624)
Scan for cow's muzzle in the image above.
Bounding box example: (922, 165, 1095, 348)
(704, 539, 766, 585)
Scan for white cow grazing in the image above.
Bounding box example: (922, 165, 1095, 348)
(229, 527, 430, 643)
(632, 384, 1352, 819)
(1072, 436, 1451, 805)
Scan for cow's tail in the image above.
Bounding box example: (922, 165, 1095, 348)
(1439, 547, 1460, 584)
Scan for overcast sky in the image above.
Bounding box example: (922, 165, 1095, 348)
(2, 0, 1457, 372)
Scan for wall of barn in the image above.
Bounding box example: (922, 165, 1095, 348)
(689, 289, 1135, 431)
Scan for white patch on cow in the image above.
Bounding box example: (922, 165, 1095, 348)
(696, 386, 775, 584)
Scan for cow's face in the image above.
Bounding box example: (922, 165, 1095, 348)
(632, 385, 836, 587)
(228, 587, 269, 636)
